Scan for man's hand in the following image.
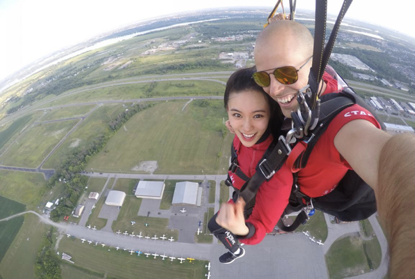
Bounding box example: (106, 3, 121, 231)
(225, 120, 235, 134)
(216, 198, 249, 236)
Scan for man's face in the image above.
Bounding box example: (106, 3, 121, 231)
(254, 39, 311, 118)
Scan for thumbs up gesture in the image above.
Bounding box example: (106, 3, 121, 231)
(216, 198, 249, 236)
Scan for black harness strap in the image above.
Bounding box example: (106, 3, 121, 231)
(238, 136, 291, 204)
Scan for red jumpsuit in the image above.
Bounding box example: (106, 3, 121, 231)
(228, 134, 293, 245)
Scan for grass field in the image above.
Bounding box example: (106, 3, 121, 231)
(0, 170, 47, 207)
(59, 237, 208, 279)
(86, 196, 108, 230)
(87, 100, 232, 174)
(42, 105, 96, 121)
(377, 114, 406, 125)
(0, 196, 26, 263)
(1, 119, 78, 168)
(86, 177, 108, 193)
(326, 236, 369, 279)
(360, 219, 375, 238)
(195, 207, 214, 243)
(43, 104, 127, 169)
(48, 80, 225, 106)
(111, 194, 179, 239)
(61, 263, 103, 279)
(219, 181, 230, 204)
(295, 211, 328, 242)
(208, 180, 215, 203)
(0, 214, 48, 279)
(0, 114, 32, 151)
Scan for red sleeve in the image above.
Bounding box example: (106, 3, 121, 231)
(239, 165, 292, 245)
(325, 104, 382, 167)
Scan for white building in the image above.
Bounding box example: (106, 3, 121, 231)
(105, 191, 126, 207)
(88, 192, 100, 200)
(73, 205, 85, 218)
(134, 181, 165, 199)
(172, 181, 202, 206)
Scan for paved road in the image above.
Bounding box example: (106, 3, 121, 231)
(0, 165, 54, 180)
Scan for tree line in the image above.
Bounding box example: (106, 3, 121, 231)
(49, 103, 151, 222)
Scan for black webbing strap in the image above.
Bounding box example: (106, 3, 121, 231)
(277, 210, 309, 232)
(238, 136, 291, 204)
(319, 0, 353, 82)
(309, 0, 327, 98)
(309, 0, 353, 110)
(298, 93, 355, 168)
(289, 0, 297, 20)
(229, 145, 250, 182)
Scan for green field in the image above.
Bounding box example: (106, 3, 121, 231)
(295, 211, 328, 242)
(87, 100, 232, 174)
(61, 264, 103, 279)
(208, 180, 216, 203)
(1, 119, 78, 168)
(0, 214, 48, 279)
(0, 115, 32, 151)
(86, 177, 108, 193)
(196, 207, 214, 243)
(59, 237, 208, 279)
(112, 178, 137, 193)
(0, 196, 26, 263)
(326, 233, 381, 279)
(48, 80, 225, 106)
(219, 181, 230, 204)
(42, 105, 96, 121)
(43, 104, 127, 169)
(326, 236, 368, 279)
(0, 170, 47, 207)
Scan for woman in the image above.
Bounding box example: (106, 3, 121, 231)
(208, 67, 292, 264)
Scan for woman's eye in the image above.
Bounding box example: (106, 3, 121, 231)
(232, 113, 241, 118)
(254, 114, 264, 119)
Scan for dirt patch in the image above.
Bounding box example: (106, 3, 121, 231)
(50, 128, 66, 138)
(118, 61, 132, 70)
(70, 138, 81, 148)
(131, 161, 158, 173)
(123, 125, 128, 132)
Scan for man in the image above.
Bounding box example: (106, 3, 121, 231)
(219, 20, 414, 278)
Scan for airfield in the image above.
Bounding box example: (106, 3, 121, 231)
(1, 9, 414, 279)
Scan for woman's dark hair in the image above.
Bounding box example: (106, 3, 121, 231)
(224, 67, 283, 136)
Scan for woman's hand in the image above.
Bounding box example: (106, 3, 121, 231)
(216, 198, 249, 236)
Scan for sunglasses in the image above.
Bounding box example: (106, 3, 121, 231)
(252, 56, 313, 87)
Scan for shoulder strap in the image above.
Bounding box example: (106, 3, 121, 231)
(238, 136, 291, 204)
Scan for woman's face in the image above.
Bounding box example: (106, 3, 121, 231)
(227, 89, 270, 147)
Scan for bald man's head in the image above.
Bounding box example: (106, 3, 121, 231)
(254, 21, 313, 62)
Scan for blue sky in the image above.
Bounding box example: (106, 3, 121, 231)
(0, 0, 413, 82)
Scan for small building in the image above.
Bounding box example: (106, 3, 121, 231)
(134, 181, 165, 199)
(45, 202, 54, 209)
(172, 181, 202, 206)
(73, 205, 85, 218)
(384, 123, 414, 134)
(88, 192, 100, 200)
(105, 190, 126, 207)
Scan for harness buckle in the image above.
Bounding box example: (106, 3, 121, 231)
(258, 159, 275, 180)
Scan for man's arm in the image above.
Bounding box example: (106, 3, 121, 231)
(334, 119, 391, 191)
(377, 133, 415, 279)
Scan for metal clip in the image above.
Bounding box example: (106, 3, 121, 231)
(259, 159, 275, 180)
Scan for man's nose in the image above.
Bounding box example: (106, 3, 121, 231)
(268, 75, 285, 98)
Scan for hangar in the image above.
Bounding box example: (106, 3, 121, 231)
(73, 205, 84, 218)
(172, 181, 202, 206)
(105, 190, 126, 206)
(134, 181, 165, 199)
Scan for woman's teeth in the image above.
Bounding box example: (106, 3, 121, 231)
(242, 133, 255, 138)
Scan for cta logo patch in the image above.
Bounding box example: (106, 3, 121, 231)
(344, 110, 372, 117)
